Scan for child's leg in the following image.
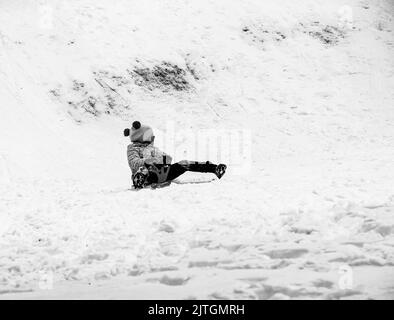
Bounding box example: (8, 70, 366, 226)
(135, 161, 224, 188)
(177, 160, 217, 173)
(165, 161, 217, 182)
(166, 163, 188, 181)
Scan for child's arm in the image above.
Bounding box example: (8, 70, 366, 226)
(127, 144, 173, 173)
(151, 147, 172, 165)
(127, 144, 146, 173)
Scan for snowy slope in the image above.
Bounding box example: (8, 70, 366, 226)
(0, 0, 394, 299)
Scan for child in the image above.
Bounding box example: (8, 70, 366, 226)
(124, 121, 227, 189)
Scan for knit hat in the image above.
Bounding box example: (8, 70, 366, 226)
(129, 121, 154, 143)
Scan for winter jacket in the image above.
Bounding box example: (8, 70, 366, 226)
(127, 142, 172, 175)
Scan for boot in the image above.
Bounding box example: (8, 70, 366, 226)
(132, 166, 149, 189)
(214, 164, 227, 179)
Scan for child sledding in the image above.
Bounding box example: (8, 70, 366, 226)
(124, 121, 227, 189)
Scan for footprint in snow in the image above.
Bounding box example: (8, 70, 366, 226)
(147, 275, 190, 286)
(264, 248, 309, 259)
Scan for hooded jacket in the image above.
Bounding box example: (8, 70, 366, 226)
(127, 142, 172, 175)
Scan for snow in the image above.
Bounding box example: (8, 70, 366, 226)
(0, 0, 394, 299)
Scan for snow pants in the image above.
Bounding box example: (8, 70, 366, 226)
(147, 160, 217, 184)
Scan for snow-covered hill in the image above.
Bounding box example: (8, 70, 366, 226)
(0, 0, 393, 299)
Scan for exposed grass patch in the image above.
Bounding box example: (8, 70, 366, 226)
(242, 20, 347, 48)
(49, 60, 201, 121)
(302, 22, 346, 45)
(128, 61, 191, 92)
(241, 23, 287, 46)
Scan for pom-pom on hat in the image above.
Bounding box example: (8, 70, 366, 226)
(129, 121, 154, 143)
